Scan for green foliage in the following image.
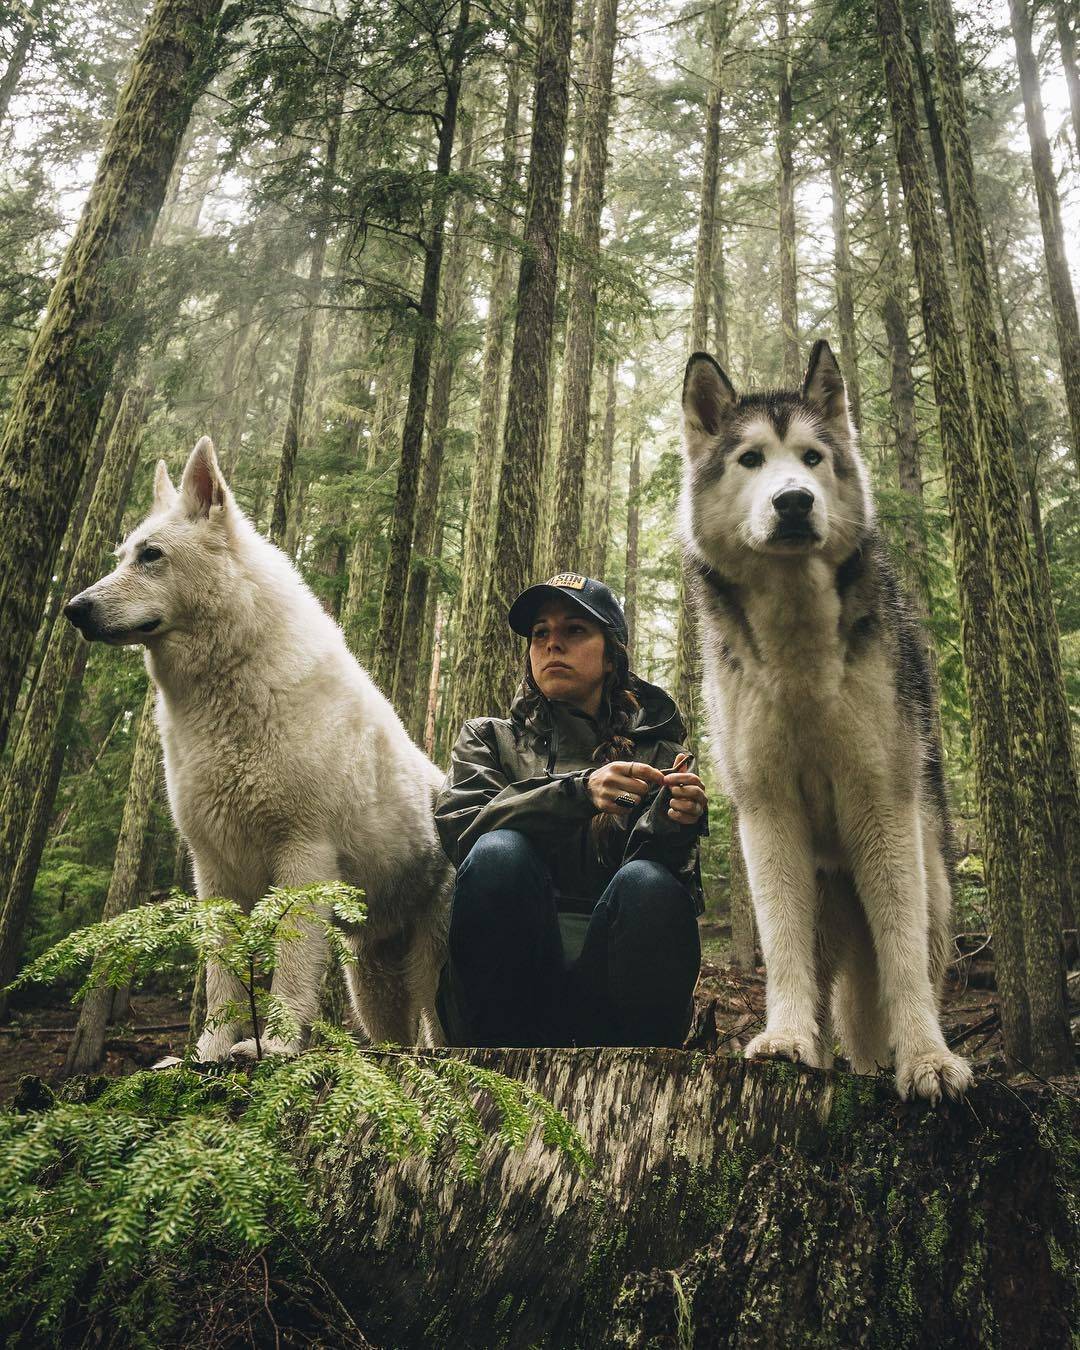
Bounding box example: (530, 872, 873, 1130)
(8, 882, 369, 1053)
(1, 882, 589, 1339)
(0, 1043, 590, 1341)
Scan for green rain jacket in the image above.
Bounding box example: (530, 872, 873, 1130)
(434, 675, 707, 921)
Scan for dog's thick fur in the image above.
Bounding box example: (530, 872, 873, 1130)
(679, 341, 972, 1102)
(67, 438, 450, 1059)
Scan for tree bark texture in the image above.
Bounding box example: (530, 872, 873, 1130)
(551, 0, 619, 570)
(372, 0, 471, 695)
(447, 43, 523, 738)
(1009, 0, 1080, 479)
(1056, 0, 1080, 158)
(394, 125, 476, 723)
(467, 0, 575, 718)
(992, 246, 1080, 931)
(776, 1, 799, 385)
(623, 431, 641, 664)
(0, 0, 222, 763)
(905, 7, 956, 253)
(269, 104, 342, 547)
(826, 112, 863, 432)
(0, 0, 41, 130)
(589, 355, 618, 580)
(300, 1051, 1076, 1349)
(878, 165, 933, 627)
(875, 0, 1035, 1067)
(63, 682, 161, 1076)
(929, 0, 1072, 1073)
(692, 0, 731, 354)
(0, 387, 148, 1002)
(341, 345, 405, 663)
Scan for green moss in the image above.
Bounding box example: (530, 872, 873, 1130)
(920, 1190, 949, 1270)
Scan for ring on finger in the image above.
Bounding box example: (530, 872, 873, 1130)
(614, 792, 637, 809)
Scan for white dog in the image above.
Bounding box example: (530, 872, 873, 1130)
(66, 437, 450, 1058)
(679, 341, 972, 1103)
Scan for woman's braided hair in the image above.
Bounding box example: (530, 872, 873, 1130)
(589, 631, 642, 861)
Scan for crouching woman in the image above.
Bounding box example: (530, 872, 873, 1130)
(434, 574, 707, 1048)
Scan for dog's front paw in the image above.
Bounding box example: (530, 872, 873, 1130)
(896, 1047, 973, 1103)
(744, 1028, 821, 1068)
(229, 1036, 300, 1061)
(196, 1030, 239, 1062)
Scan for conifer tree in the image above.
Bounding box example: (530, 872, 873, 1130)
(0, 0, 224, 761)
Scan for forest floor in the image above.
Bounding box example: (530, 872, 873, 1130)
(2, 917, 1049, 1105)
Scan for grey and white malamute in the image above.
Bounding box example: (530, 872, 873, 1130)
(679, 341, 971, 1102)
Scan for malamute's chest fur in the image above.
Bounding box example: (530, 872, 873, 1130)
(698, 554, 912, 866)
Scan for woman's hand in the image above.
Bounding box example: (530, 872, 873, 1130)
(662, 771, 707, 826)
(587, 760, 666, 815)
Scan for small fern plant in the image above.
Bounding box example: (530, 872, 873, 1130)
(7, 881, 368, 1058)
(1, 885, 591, 1342)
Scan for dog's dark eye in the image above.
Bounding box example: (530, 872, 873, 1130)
(139, 546, 164, 564)
(803, 450, 823, 468)
(738, 450, 763, 469)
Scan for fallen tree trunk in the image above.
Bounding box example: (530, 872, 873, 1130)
(312, 1049, 1077, 1349)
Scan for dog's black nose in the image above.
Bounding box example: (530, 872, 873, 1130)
(64, 596, 93, 629)
(772, 487, 814, 518)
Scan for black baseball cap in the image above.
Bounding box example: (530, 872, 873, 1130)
(508, 573, 629, 646)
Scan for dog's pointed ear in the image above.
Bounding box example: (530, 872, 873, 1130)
(153, 459, 177, 511)
(179, 436, 228, 520)
(682, 352, 736, 460)
(802, 340, 849, 428)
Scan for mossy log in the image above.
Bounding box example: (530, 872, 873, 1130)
(314, 1049, 1078, 1349)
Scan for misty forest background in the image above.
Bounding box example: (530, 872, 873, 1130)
(0, 0, 1077, 1075)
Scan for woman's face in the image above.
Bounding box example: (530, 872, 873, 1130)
(529, 600, 612, 715)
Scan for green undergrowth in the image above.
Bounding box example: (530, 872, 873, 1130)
(0, 1040, 590, 1344)
(0, 883, 591, 1344)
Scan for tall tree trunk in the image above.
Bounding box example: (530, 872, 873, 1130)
(467, 0, 575, 717)
(1054, 0, 1080, 158)
(776, 0, 799, 385)
(394, 123, 476, 720)
(423, 598, 446, 758)
(446, 39, 523, 735)
(624, 430, 641, 665)
(62, 683, 161, 1076)
(0, 0, 222, 762)
(589, 354, 618, 580)
(1009, 0, 1080, 479)
(875, 0, 1035, 1067)
(341, 344, 404, 662)
(0, 387, 148, 1004)
(692, 0, 730, 355)
(269, 104, 342, 546)
(676, 0, 731, 740)
(879, 162, 934, 629)
(929, 0, 1072, 1073)
(991, 239, 1080, 932)
(372, 0, 472, 694)
(905, 7, 956, 251)
(826, 112, 863, 431)
(551, 0, 620, 569)
(0, 0, 42, 129)
(711, 208, 730, 369)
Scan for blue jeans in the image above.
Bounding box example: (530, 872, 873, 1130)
(437, 829, 701, 1048)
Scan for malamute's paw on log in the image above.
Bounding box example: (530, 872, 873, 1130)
(743, 1027, 821, 1068)
(897, 1045, 974, 1104)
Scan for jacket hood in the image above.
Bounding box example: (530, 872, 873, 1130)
(509, 672, 686, 744)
